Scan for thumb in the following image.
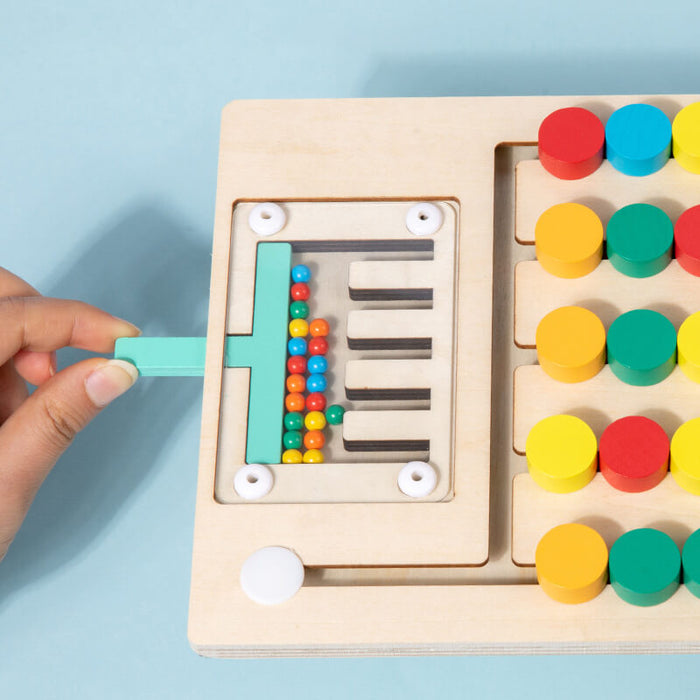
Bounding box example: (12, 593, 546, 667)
(0, 358, 138, 561)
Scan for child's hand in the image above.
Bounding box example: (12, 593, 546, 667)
(0, 268, 140, 562)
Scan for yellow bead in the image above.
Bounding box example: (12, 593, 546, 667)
(678, 311, 700, 383)
(282, 449, 303, 464)
(304, 410, 327, 431)
(535, 203, 603, 278)
(536, 523, 608, 604)
(536, 306, 606, 383)
(670, 418, 700, 495)
(302, 449, 324, 463)
(526, 415, 598, 493)
(673, 102, 700, 174)
(289, 319, 309, 338)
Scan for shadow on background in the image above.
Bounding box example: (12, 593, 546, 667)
(362, 51, 700, 97)
(0, 204, 211, 602)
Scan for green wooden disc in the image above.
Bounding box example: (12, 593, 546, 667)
(682, 529, 700, 599)
(609, 528, 681, 606)
(606, 310, 676, 385)
(606, 203, 673, 278)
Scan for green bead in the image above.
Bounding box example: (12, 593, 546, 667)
(283, 430, 302, 449)
(284, 412, 303, 431)
(289, 301, 309, 319)
(606, 204, 673, 278)
(609, 528, 681, 606)
(607, 309, 676, 386)
(682, 529, 700, 599)
(326, 404, 345, 425)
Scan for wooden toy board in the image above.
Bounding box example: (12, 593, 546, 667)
(189, 95, 700, 657)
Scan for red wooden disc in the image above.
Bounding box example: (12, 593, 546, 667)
(538, 107, 605, 180)
(675, 205, 700, 276)
(599, 416, 669, 492)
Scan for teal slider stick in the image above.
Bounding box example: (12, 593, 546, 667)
(114, 242, 292, 465)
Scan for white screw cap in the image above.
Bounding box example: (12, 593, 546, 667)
(406, 202, 443, 236)
(234, 464, 274, 500)
(249, 202, 287, 236)
(398, 461, 438, 498)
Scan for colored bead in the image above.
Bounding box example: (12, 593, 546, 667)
(282, 449, 303, 464)
(678, 311, 700, 383)
(308, 337, 328, 356)
(302, 449, 324, 464)
(307, 355, 327, 374)
(605, 104, 672, 176)
(309, 318, 330, 337)
(290, 282, 310, 301)
(289, 318, 309, 338)
(289, 300, 310, 319)
(285, 393, 305, 412)
(535, 523, 608, 604)
(287, 355, 307, 375)
(538, 107, 605, 180)
(682, 530, 700, 599)
(670, 418, 700, 495)
(326, 404, 345, 425)
(306, 372, 327, 393)
(304, 411, 327, 431)
(291, 264, 311, 283)
(286, 373, 306, 393)
(606, 204, 673, 278)
(304, 430, 325, 449)
(526, 415, 598, 493)
(306, 392, 327, 411)
(287, 337, 307, 356)
(672, 101, 700, 174)
(535, 306, 606, 383)
(609, 529, 680, 606)
(535, 203, 603, 278)
(674, 205, 700, 276)
(607, 310, 676, 386)
(283, 431, 303, 450)
(599, 416, 669, 492)
(284, 412, 303, 431)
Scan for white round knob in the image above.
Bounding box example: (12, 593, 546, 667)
(398, 461, 438, 498)
(234, 464, 274, 500)
(406, 202, 443, 236)
(240, 546, 305, 605)
(249, 202, 286, 236)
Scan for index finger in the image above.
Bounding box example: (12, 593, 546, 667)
(0, 296, 141, 365)
(0, 267, 40, 297)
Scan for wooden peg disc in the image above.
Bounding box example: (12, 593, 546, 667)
(672, 101, 700, 174)
(670, 418, 700, 495)
(674, 205, 700, 277)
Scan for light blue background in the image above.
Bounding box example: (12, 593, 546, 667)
(2, 1, 700, 697)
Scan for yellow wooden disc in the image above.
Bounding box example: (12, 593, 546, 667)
(536, 306, 606, 383)
(526, 414, 598, 493)
(535, 203, 604, 278)
(678, 311, 700, 383)
(536, 523, 608, 604)
(673, 102, 700, 174)
(670, 418, 700, 495)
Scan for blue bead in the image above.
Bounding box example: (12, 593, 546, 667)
(291, 264, 311, 283)
(306, 373, 327, 393)
(288, 338, 307, 356)
(307, 356, 327, 374)
(605, 104, 672, 176)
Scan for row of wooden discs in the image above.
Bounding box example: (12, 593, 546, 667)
(536, 523, 700, 607)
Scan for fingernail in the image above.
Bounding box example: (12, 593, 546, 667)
(113, 316, 142, 337)
(85, 360, 139, 407)
(49, 352, 57, 377)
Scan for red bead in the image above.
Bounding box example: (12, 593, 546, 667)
(285, 393, 305, 412)
(599, 416, 669, 492)
(308, 337, 328, 355)
(675, 205, 700, 276)
(538, 107, 605, 180)
(306, 392, 327, 411)
(309, 318, 330, 337)
(290, 282, 310, 301)
(287, 355, 307, 374)
(286, 374, 306, 393)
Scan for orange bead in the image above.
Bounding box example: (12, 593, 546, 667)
(286, 374, 306, 393)
(304, 430, 325, 449)
(285, 393, 305, 412)
(309, 318, 330, 337)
